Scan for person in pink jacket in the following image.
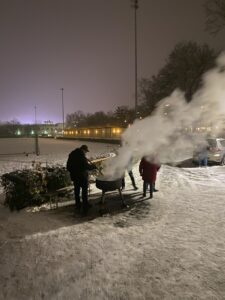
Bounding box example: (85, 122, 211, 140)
(139, 156, 161, 198)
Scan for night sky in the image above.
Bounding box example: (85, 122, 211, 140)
(0, 0, 224, 124)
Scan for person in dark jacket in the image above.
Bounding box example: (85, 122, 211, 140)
(67, 144, 97, 213)
(139, 156, 160, 199)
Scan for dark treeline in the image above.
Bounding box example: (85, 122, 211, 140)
(0, 121, 38, 137)
(66, 106, 136, 128)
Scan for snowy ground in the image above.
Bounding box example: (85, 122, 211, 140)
(0, 138, 225, 299)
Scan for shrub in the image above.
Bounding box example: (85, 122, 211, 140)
(1, 166, 71, 210)
(45, 166, 71, 192)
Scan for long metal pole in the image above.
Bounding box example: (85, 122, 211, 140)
(131, 0, 138, 118)
(61, 88, 64, 134)
(34, 105, 40, 156)
(134, 0, 138, 117)
(34, 105, 37, 124)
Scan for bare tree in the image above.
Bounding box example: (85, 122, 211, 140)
(139, 41, 216, 115)
(205, 0, 225, 34)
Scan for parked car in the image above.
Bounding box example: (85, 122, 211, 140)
(193, 138, 225, 165)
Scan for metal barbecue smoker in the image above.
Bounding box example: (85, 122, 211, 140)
(96, 176, 126, 208)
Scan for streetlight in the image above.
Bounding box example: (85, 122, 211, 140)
(131, 0, 139, 118)
(60, 88, 64, 134)
(34, 105, 40, 156)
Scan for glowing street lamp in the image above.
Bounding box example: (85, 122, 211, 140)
(16, 129, 21, 135)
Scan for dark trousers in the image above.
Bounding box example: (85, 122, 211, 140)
(143, 181, 154, 197)
(73, 177, 88, 208)
(199, 157, 208, 167)
(122, 170, 136, 188)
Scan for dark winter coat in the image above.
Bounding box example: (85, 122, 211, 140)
(66, 148, 96, 181)
(139, 157, 160, 183)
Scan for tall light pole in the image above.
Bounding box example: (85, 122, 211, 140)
(34, 105, 40, 156)
(131, 0, 139, 118)
(60, 88, 64, 134)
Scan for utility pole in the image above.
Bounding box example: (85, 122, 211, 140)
(60, 88, 64, 135)
(131, 0, 139, 118)
(34, 105, 40, 156)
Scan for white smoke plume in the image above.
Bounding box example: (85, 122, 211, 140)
(103, 52, 225, 179)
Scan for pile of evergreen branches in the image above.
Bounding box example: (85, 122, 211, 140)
(1, 166, 71, 210)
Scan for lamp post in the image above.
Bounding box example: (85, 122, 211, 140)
(34, 105, 40, 156)
(60, 88, 64, 134)
(131, 0, 139, 118)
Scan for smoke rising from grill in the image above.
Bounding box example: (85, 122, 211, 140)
(103, 52, 225, 179)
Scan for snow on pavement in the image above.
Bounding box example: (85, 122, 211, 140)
(1, 160, 225, 300)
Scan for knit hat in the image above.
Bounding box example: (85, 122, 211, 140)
(80, 145, 89, 152)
